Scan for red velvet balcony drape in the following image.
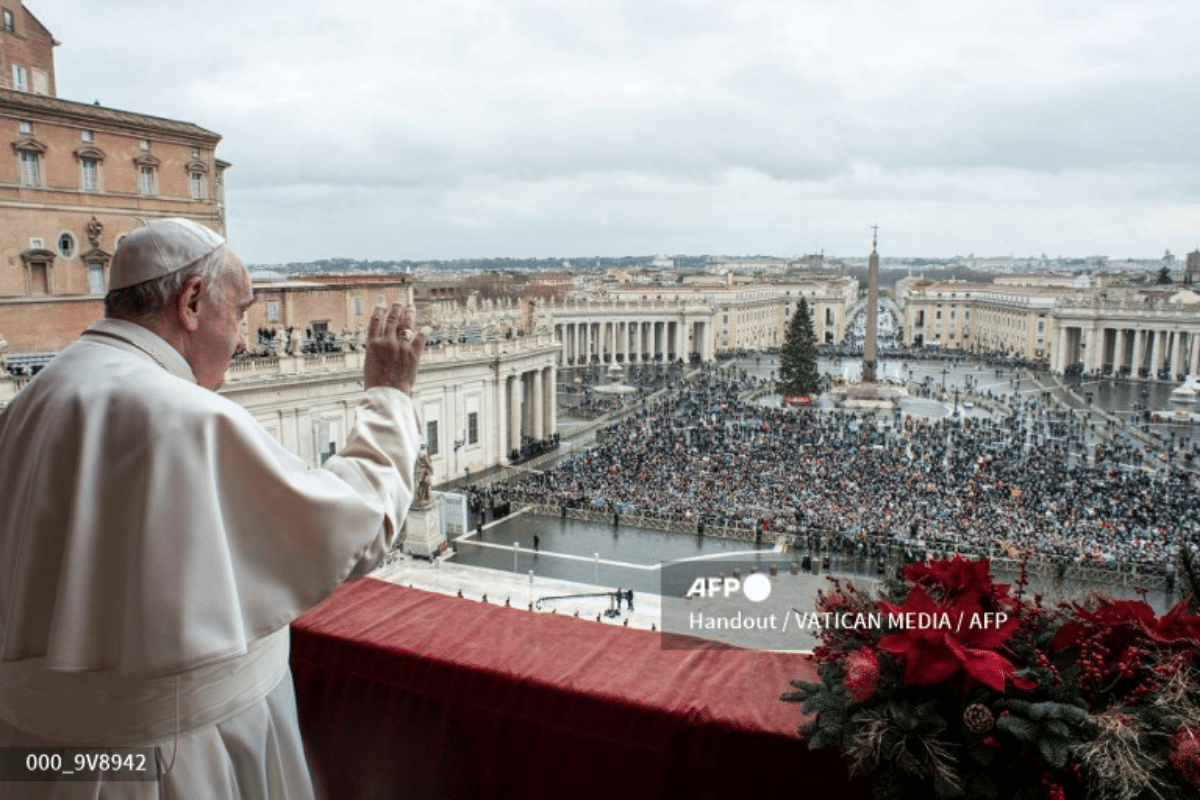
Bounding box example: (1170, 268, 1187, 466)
(291, 578, 868, 800)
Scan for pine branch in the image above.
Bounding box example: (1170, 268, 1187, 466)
(1177, 544, 1200, 612)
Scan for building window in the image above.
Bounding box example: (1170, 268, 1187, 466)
(266, 300, 280, 323)
(426, 421, 439, 456)
(353, 296, 363, 315)
(87, 263, 105, 294)
(56, 232, 75, 258)
(12, 64, 28, 91)
(191, 147, 200, 158)
(139, 138, 150, 150)
(80, 158, 99, 191)
(190, 172, 206, 200)
(82, 129, 94, 142)
(138, 166, 156, 196)
(18, 120, 32, 133)
(3, 9, 13, 31)
(19, 151, 39, 186)
(468, 412, 478, 445)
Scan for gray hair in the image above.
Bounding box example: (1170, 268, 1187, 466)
(105, 245, 238, 320)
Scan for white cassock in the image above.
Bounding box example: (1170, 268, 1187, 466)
(0, 318, 420, 799)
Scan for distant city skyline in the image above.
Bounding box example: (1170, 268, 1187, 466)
(36, 0, 1200, 263)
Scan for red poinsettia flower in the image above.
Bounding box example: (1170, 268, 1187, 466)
(843, 648, 880, 703)
(1147, 599, 1200, 646)
(905, 555, 1008, 600)
(1051, 599, 1159, 653)
(878, 586, 1029, 693)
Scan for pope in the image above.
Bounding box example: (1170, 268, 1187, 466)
(0, 218, 426, 799)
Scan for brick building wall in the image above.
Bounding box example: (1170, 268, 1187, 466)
(0, 3, 56, 96)
(0, 295, 103, 352)
(246, 279, 416, 345)
(0, 3, 226, 354)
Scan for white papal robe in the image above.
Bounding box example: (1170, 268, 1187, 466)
(0, 319, 421, 799)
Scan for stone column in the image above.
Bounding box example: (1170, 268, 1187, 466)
(509, 374, 522, 454)
(1191, 331, 1200, 377)
(1084, 324, 1099, 373)
(1054, 325, 1068, 373)
(1132, 329, 1146, 377)
(531, 369, 544, 443)
(1150, 331, 1164, 377)
(543, 365, 556, 439)
(525, 372, 535, 442)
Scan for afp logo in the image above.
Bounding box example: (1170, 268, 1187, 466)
(685, 573, 772, 603)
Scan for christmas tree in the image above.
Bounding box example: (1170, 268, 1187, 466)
(779, 297, 821, 397)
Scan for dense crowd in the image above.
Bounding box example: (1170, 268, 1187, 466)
(508, 373, 1198, 572)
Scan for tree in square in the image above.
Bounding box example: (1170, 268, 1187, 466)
(779, 298, 821, 397)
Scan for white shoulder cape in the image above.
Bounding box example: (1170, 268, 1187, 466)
(0, 320, 419, 677)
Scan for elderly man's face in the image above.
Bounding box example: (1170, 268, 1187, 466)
(192, 258, 254, 390)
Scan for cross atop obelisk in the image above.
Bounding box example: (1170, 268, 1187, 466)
(863, 226, 880, 384)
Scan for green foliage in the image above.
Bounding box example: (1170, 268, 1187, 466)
(778, 297, 821, 396)
(1179, 544, 1200, 612)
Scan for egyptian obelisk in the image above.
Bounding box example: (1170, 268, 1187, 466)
(862, 226, 879, 384)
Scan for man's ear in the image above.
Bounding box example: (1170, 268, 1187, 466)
(177, 276, 205, 333)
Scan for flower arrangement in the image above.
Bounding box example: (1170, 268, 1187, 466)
(783, 546, 1200, 800)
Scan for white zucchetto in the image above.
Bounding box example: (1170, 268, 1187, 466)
(109, 218, 226, 291)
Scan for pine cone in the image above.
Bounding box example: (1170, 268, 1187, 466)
(963, 703, 995, 735)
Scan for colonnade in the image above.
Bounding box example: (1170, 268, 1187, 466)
(502, 365, 556, 456)
(555, 318, 712, 365)
(1055, 322, 1200, 379)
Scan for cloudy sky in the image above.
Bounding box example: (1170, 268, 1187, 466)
(35, 0, 1200, 263)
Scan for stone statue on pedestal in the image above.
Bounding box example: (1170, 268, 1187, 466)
(402, 445, 444, 558)
(415, 446, 434, 507)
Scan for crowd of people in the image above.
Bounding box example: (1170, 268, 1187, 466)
(507, 372, 1198, 573)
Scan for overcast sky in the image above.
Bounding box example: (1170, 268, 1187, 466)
(35, 0, 1200, 263)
